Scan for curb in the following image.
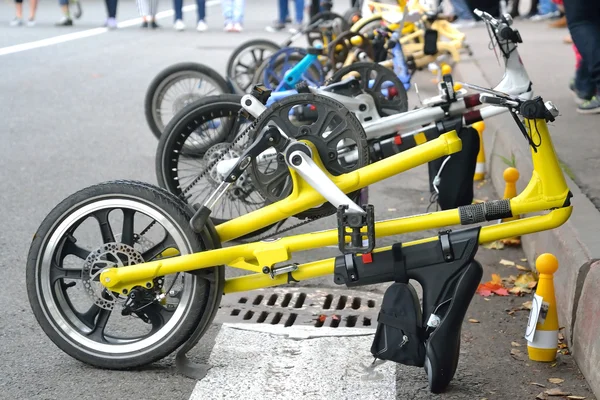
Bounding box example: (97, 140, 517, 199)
(455, 57, 600, 398)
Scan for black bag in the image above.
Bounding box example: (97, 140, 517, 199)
(370, 282, 426, 367)
(423, 29, 439, 56)
(427, 126, 480, 210)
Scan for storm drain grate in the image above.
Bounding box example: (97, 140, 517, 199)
(215, 287, 383, 328)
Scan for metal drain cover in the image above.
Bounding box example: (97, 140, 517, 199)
(215, 287, 382, 329)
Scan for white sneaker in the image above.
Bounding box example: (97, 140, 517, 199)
(232, 22, 242, 32)
(224, 22, 233, 31)
(196, 20, 207, 31)
(9, 17, 23, 27)
(174, 19, 185, 31)
(27, 19, 36, 27)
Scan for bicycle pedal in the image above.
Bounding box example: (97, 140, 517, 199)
(250, 84, 272, 105)
(337, 204, 375, 255)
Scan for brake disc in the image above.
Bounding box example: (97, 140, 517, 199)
(247, 93, 368, 219)
(328, 62, 409, 116)
(82, 242, 147, 310)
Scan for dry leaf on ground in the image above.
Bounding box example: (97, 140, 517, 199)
(511, 341, 521, 347)
(510, 348, 527, 361)
(482, 241, 505, 250)
(516, 264, 530, 271)
(567, 396, 586, 399)
(522, 301, 533, 310)
(530, 382, 546, 388)
(548, 378, 564, 384)
(501, 238, 521, 246)
(500, 259, 515, 266)
(468, 319, 480, 323)
(536, 392, 548, 400)
(476, 274, 509, 297)
(545, 388, 571, 396)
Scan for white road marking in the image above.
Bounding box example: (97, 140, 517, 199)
(189, 324, 395, 400)
(0, 0, 220, 57)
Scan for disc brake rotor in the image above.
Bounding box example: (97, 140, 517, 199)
(82, 242, 145, 310)
(248, 93, 368, 219)
(328, 62, 409, 116)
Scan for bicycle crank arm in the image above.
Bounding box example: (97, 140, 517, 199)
(241, 94, 268, 119)
(286, 147, 364, 214)
(215, 148, 279, 177)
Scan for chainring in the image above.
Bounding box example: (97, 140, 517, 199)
(248, 93, 368, 220)
(328, 62, 409, 116)
(82, 242, 146, 310)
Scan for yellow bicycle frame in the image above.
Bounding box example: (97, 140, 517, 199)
(100, 116, 571, 295)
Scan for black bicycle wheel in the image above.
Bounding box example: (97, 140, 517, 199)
(26, 180, 224, 369)
(155, 94, 278, 240)
(226, 39, 281, 94)
(144, 63, 231, 140)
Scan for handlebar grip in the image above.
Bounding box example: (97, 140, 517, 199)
(479, 95, 505, 105)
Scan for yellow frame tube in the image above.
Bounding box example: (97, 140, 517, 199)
(100, 118, 571, 294)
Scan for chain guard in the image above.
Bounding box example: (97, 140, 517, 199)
(328, 62, 409, 117)
(248, 93, 368, 219)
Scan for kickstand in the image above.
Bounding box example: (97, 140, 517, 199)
(361, 357, 388, 381)
(175, 350, 213, 380)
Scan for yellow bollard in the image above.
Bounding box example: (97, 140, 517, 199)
(472, 121, 486, 181)
(500, 167, 521, 243)
(527, 253, 559, 362)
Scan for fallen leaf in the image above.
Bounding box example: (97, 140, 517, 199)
(387, 208, 397, 211)
(548, 378, 564, 384)
(511, 341, 521, 347)
(530, 382, 546, 388)
(567, 396, 586, 399)
(522, 301, 533, 310)
(491, 274, 502, 285)
(528, 281, 539, 289)
(507, 275, 518, 283)
(510, 348, 527, 361)
(500, 259, 515, 266)
(318, 315, 326, 322)
(558, 343, 568, 349)
(545, 388, 570, 396)
(515, 272, 538, 288)
(468, 319, 480, 323)
(494, 287, 509, 296)
(501, 237, 521, 246)
(484, 298, 490, 301)
(551, 362, 557, 367)
(482, 241, 505, 250)
(476, 286, 492, 297)
(510, 286, 533, 295)
(521, 258, 528, 262)
(558, 333, 565, 341)
(536, 392, 548, 400)
(516, 264, 530, 271)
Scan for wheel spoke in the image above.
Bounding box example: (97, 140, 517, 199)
(51, 262, 83, 283)
(121, 209, 136, 246)
(87, 308, 112, 341)
(62, 237, 91, 260)
(141, 303, 173, 332)
(78, 304, 101, 328)
(93, 209, 116, 243)
(142, 235, 178, 261)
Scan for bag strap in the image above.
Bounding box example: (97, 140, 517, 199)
(392, 243, 408, 283)
(377, 312, 419, 335)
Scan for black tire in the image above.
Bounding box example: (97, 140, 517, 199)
(226, 39, 281, 94)
(26, 180, 224, 369)
(144, 63, 230, 141)
(155, 94, 277, 240)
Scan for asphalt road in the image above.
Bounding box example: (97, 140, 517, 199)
(0, 2, 595, 399)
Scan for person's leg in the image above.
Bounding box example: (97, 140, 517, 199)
(57, 0, 73, 25)
(450, 0, 474, 21)
(266, 0, 288, 31)
(564, 0, 600, 112)
(105, 0, 118, 27)
(137, 0, 149, 24)
(11, 0, 23, 25)
(233, 0, 245, 23)
(173, 0, 183, 21)
(150, 0, 159, 25)
(28, 0, 38, 21)
(197, 0, 206, 22)
(222, 0, 232, 24)
(294, 0, 304, 23)
(310, 0, 319, 18)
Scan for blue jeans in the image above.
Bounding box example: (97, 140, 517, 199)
(279, 0, 304, 24)
(450, 0, 473, 20)
(174, 0, 205, 21)
(222, 0, 244, 23)
(537, 0, 558, 15)
(564, 0, 600, 93)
